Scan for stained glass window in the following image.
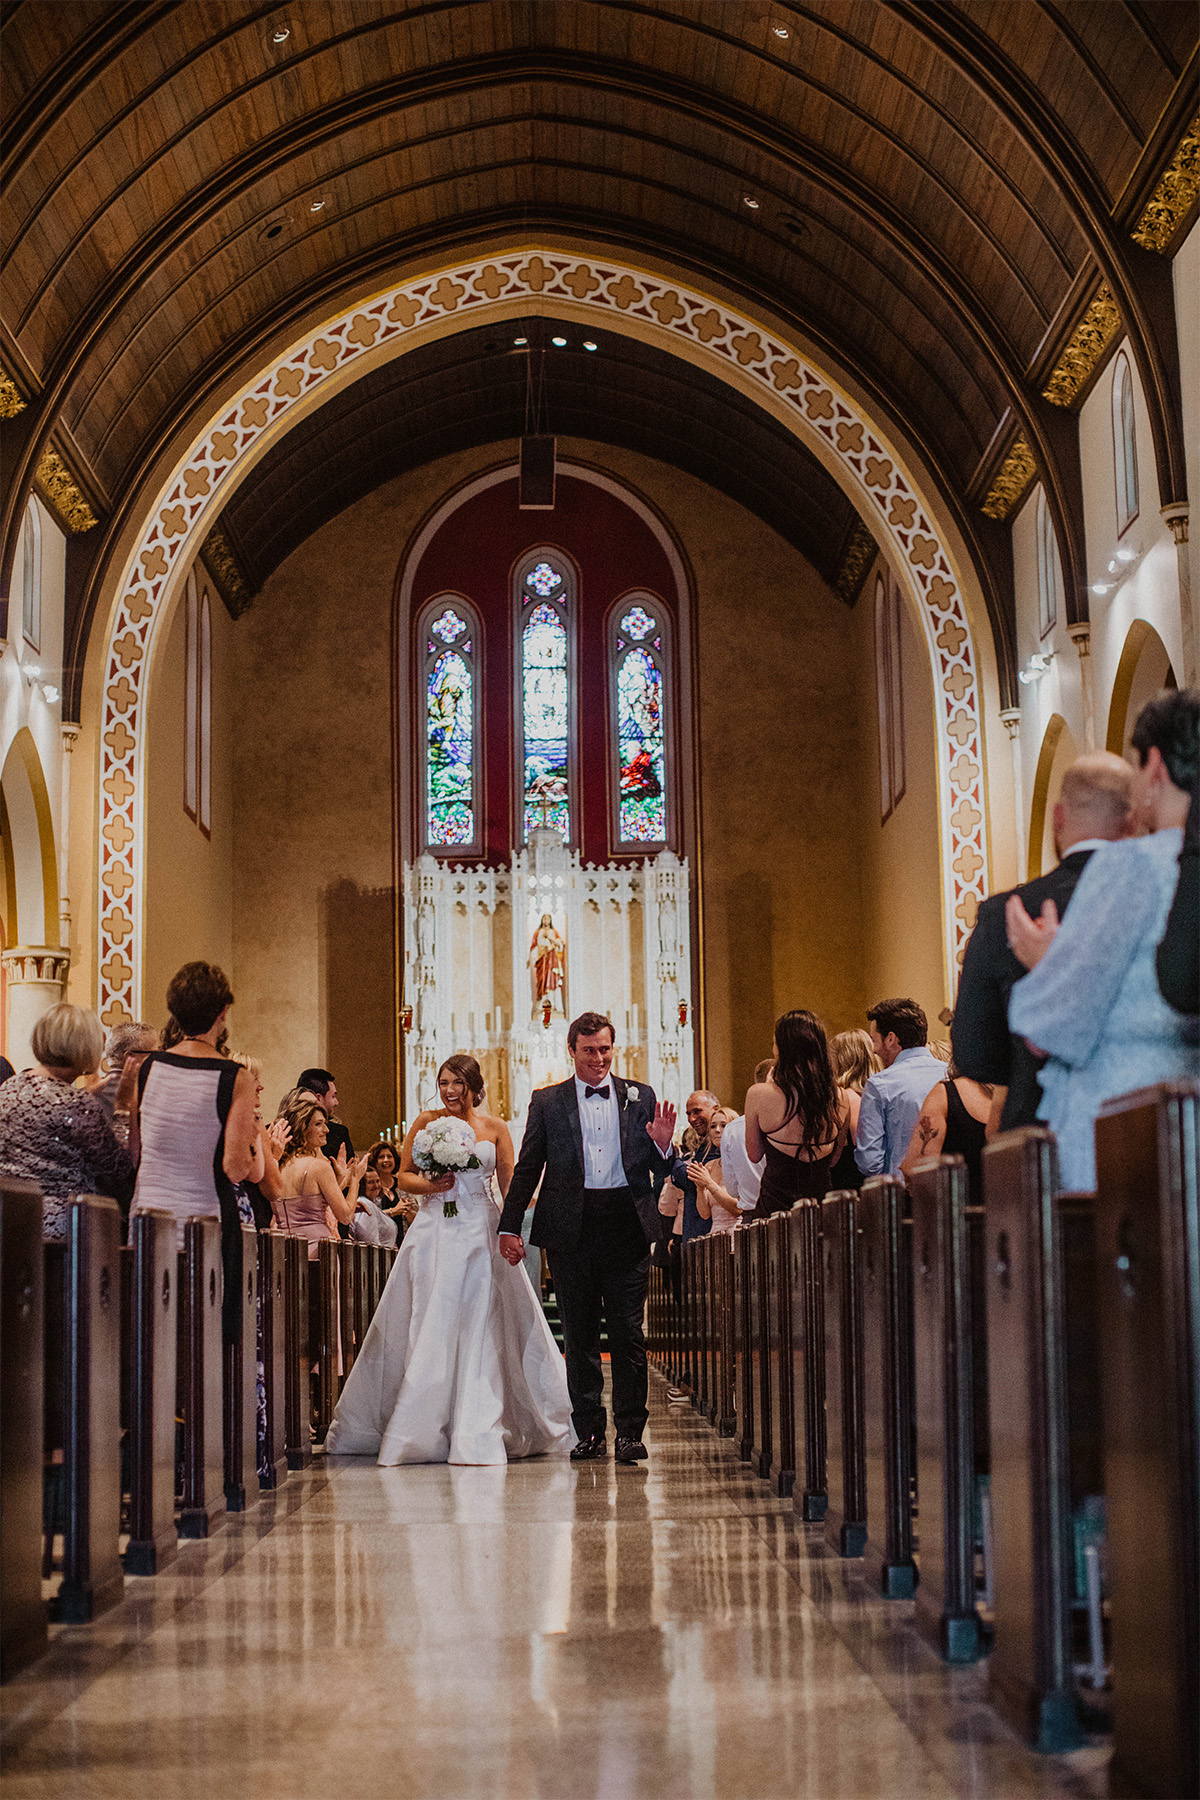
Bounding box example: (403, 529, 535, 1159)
(516, 552, 574, 841)
(611, 593, 671, 846)
(421, 595, 480, 851)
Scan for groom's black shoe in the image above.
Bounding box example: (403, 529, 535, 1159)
(614, 1436, 648, 1464)
(570, 1434, 607, 1461)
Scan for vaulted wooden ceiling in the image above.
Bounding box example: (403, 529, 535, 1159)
(2, 0, 1196, 698)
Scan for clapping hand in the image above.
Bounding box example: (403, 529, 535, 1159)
(1005, 893, 1059, 970)
(646, 1100, 677, 1153)
(686, 1159, 712, 1189)
(265, 1118, 291, 1159)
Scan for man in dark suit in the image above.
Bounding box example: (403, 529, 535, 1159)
(498, 1010, 677, 1464)
(952, 751, 1133, 1130)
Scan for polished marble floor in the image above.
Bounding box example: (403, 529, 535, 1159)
(3, 1372, 1111, 1800)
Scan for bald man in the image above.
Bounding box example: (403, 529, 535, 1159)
(952, 751, 1133, 1132)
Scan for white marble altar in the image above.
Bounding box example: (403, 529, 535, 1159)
(402, 828, 694, 1139)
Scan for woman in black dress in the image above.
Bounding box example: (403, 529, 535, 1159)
(899, 1058, 993, 1200)
(744, 1010, 851, 1218)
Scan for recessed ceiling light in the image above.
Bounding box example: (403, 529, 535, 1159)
(551, 336, 567, 346)
(1091, 582, 1109, 595)
(513, 336, 528, 346)
(272, 27, 291, 43)
(310, 199, 325, 212)
(772, 25, 790, 38)
(583, 341, 598, 352)
(742, 196, 761, 210)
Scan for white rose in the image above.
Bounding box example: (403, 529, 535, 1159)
(626, 1085, 639, 1103)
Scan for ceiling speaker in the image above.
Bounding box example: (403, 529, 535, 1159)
(519, 435, 556, 510)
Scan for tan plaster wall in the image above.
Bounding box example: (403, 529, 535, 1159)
(141, 575, 235, 1028)
(222, 439, 948, 1139)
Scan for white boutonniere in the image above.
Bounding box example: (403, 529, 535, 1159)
(624, 1084, 639, 1107)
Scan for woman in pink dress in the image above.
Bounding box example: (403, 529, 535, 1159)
(272, 1093, 365, 1254)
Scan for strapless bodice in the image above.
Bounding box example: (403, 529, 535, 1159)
(421, 1136, 498, 1212)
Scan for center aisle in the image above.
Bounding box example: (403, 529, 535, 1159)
(2, 1372, 1106, 1800)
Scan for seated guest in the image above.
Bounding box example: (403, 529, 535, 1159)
(828, 1029, 880, 1189)
(1156, 771, 1198, 1026)
(952, 752, 1133, 1132)
(745, 1010, 851, 1215)
(0, 1003, 135, 1241)
(297, 1067, 353, 1168)
(131, 963, 258, 1341)
(689, 1107, 744, 1234)
(272, 1092, 364, 1256)
(854, 999, 946, 1179)
(899, 1057, 994, 1201)
(1008, 689, 1199, 1192)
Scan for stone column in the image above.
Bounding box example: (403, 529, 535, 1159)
(59, 723, 80, 942)
(3, 946, 71, 1073)
(1161, 505, 1194, 686)
(1068, 623, 1095, 750)
(1000, 707, 1026, 884)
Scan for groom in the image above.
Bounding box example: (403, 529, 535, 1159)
(498, 1011, 677, 1464)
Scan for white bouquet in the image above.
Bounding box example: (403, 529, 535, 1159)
(411, 1116, 480, 1217)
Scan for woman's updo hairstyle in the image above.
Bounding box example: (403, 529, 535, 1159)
(165, 960, 233, 1037)
(437, 1053, 485, 1106)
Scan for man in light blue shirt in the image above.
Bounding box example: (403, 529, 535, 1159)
(854, 998, 948, 1178)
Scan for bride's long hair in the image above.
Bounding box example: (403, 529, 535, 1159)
(770, 1010, 839, 1147)
(436, 1053, 485, 1111)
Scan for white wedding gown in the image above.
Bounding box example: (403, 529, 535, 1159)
(324, 1139, 575, 1465)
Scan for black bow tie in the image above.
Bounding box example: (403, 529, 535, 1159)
(584, 1084, 611, 1100)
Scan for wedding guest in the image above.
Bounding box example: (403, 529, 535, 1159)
(711, 1059, 771, 1218)
(1008, 688, 1198, 1191)
(0, 1004, 135, 1242)
(368, 1139, 417, 1234)
(0, 1055, 13, 1084)
(900, 1059, 994, 1200)
(690, 1108, 744, 1234)
(298, 1067, 353, 1167)
(272, 1093, 364, 1256)
(952, 752, 1133, 1132)
(745, 1010, 851, 1216)
(91, 1021, 160, 1120)
(854, 999, 946, 1179)
(666, 1090, 721, 1241)
(1156, 771, 1198, 1024)
(131, 962, 258, 1340)
(829, 1029, 880, 1189)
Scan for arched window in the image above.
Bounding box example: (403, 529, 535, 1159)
(1112, 351, 1139, 536)
(875, 571, 905, 821)
(183, 573, 212, 834)
(515, 550, 575, 842)
(21, 499, 41, 651)
(609, 594, 672, 846)
(419, 595, 482, 853)
(1036, 488, 1062, 639)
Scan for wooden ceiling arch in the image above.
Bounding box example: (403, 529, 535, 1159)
(1, 0, 1196, 701)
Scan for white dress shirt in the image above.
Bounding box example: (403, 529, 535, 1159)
(716, 1114, 764, 1212)
(575, 1074, 625, 1189)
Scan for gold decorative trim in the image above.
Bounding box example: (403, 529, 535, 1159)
(33, 448, 99, 532)
(833, 518, 876, 603)
(0, 371, 26, 418)
(1042, 284, 1121, 409)
(1133, 115, 1200, 254)
(981, 435, 1037, 520)
(200, 524, 254, 618)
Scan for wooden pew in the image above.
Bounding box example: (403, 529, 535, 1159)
(859, 1177, 916, 1596)
(908, 1156, 981, 1662)
(733, 1226, 755, 1463)
(711, 1238, 737, 1437)
(178, 1216, 225, 1538)
(223, 1224, 259, 1513)
(257, 1230, 288, 1490)
(0, 1178, 46, 1680)
(124, 1209, 178, 1574)
(283, 1235, 312, 1472)
(981, 1129, 1085, 1752)
(52, 1197, 124, 1623)
(822, 1190, 867, 1556)
(683, 1236, 699, 1401)
(747, 1221, 772, 1479)
(313, 1238, 340, 1438)
(698, 1234, 715, 1423)
(788, 1199, 827, 1522)
(766, 1211, 796, 1497)
(1094, 1079, 1199, 1800)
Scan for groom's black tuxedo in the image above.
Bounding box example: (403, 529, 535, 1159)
(498, 1075, 667, 1251)
(500, 1074, 669, 1445)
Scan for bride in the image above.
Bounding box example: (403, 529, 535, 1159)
(325, 1054, 574, 1465)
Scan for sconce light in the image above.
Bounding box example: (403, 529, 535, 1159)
(1018, 652, 1055, 686)
(41, 683, 59, 704)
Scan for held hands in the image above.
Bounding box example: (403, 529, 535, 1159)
(498, 1232, 525, 1266)
(646, 1100, 677, 1153)
(1005, 893, 1059, 970)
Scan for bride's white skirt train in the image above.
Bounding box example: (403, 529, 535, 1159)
(324, 1178, 574, 1466)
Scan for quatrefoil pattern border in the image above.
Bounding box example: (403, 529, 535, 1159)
(97, 249, 988, 1026)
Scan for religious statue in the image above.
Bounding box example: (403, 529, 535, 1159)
(528, 912, 566, 1015)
